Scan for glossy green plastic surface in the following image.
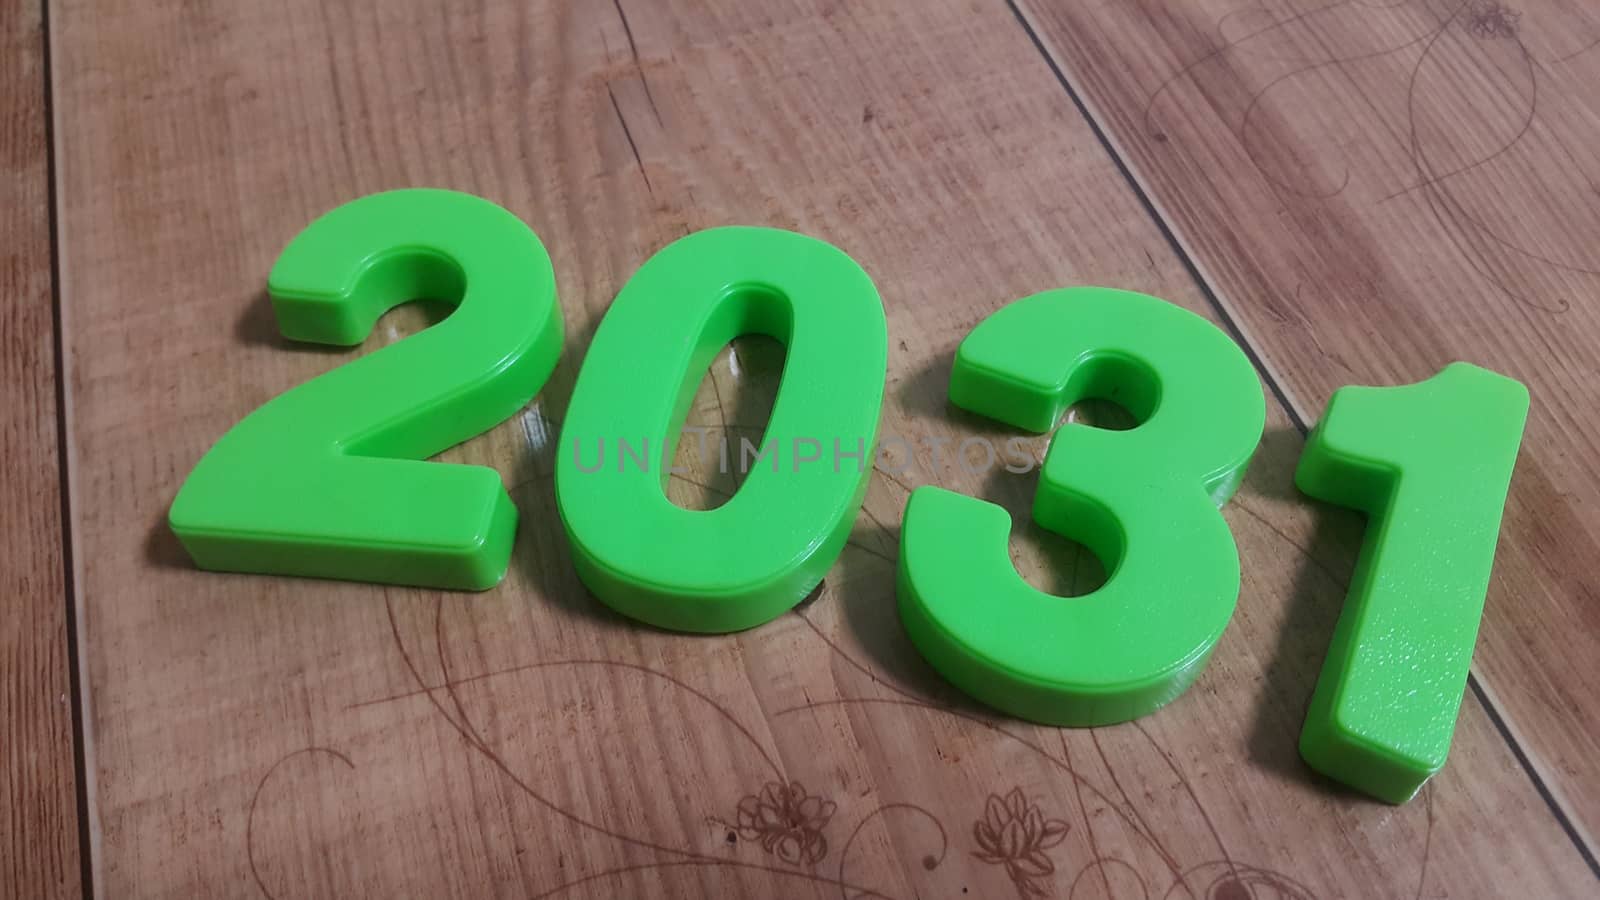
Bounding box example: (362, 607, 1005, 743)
(899, 287, 1265, 726)
(1296, 362, 1529, 803)
(555, 227, 887, 633)
(169, 189, 562, 590)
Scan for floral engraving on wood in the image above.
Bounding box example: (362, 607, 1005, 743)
(244, 579, 1443, 898)
(728, 780, 838, 866)
(971, 787, 1071, 898)
(1464, 1, 1521, 40)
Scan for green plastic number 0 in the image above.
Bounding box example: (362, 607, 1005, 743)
(169, 189, 563, 590)
(556, 227, 887, 633)
(899, 287, 1266, 726)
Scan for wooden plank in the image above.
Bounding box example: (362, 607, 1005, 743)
(53, 0, 1593, 896)
(1, 1, 82, 898)
(1012, 0, 1600, 856)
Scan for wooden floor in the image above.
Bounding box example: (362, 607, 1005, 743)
(8, 0, 1600, 897)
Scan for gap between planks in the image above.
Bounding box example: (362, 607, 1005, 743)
(39, 0, 94, 894)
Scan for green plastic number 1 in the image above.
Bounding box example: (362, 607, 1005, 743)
(1297, 363, 1528, 803)
(169, 189, 562, 590)
(899, 288, 1266, 726)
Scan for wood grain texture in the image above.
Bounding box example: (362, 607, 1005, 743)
(1, 1, 81, 899)
(51, 0, 1594, 897)
(1012, 0, 1600, 857)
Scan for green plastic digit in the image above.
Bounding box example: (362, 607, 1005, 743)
(555, 227, 887, 633)
(169, 189, 562, 590)
(898, 287, 1266, 726)
(1296, 363, 1529, 803)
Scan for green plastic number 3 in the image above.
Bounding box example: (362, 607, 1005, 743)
(899, 287, 1265, 726)
(1297, 363, 1528, 803)
(169, 189, 563, 590)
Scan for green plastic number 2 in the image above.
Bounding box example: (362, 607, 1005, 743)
(556, 227, 887, 633)
(899, 287, 1266, 726)
(169, 189, 563, 590)
(1297, 363, 1528, 803)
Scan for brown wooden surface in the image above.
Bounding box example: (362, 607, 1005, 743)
(1, 1, 81, 898)
(34, 0, 1600, 897)
(1012, 0, 1600, 857)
